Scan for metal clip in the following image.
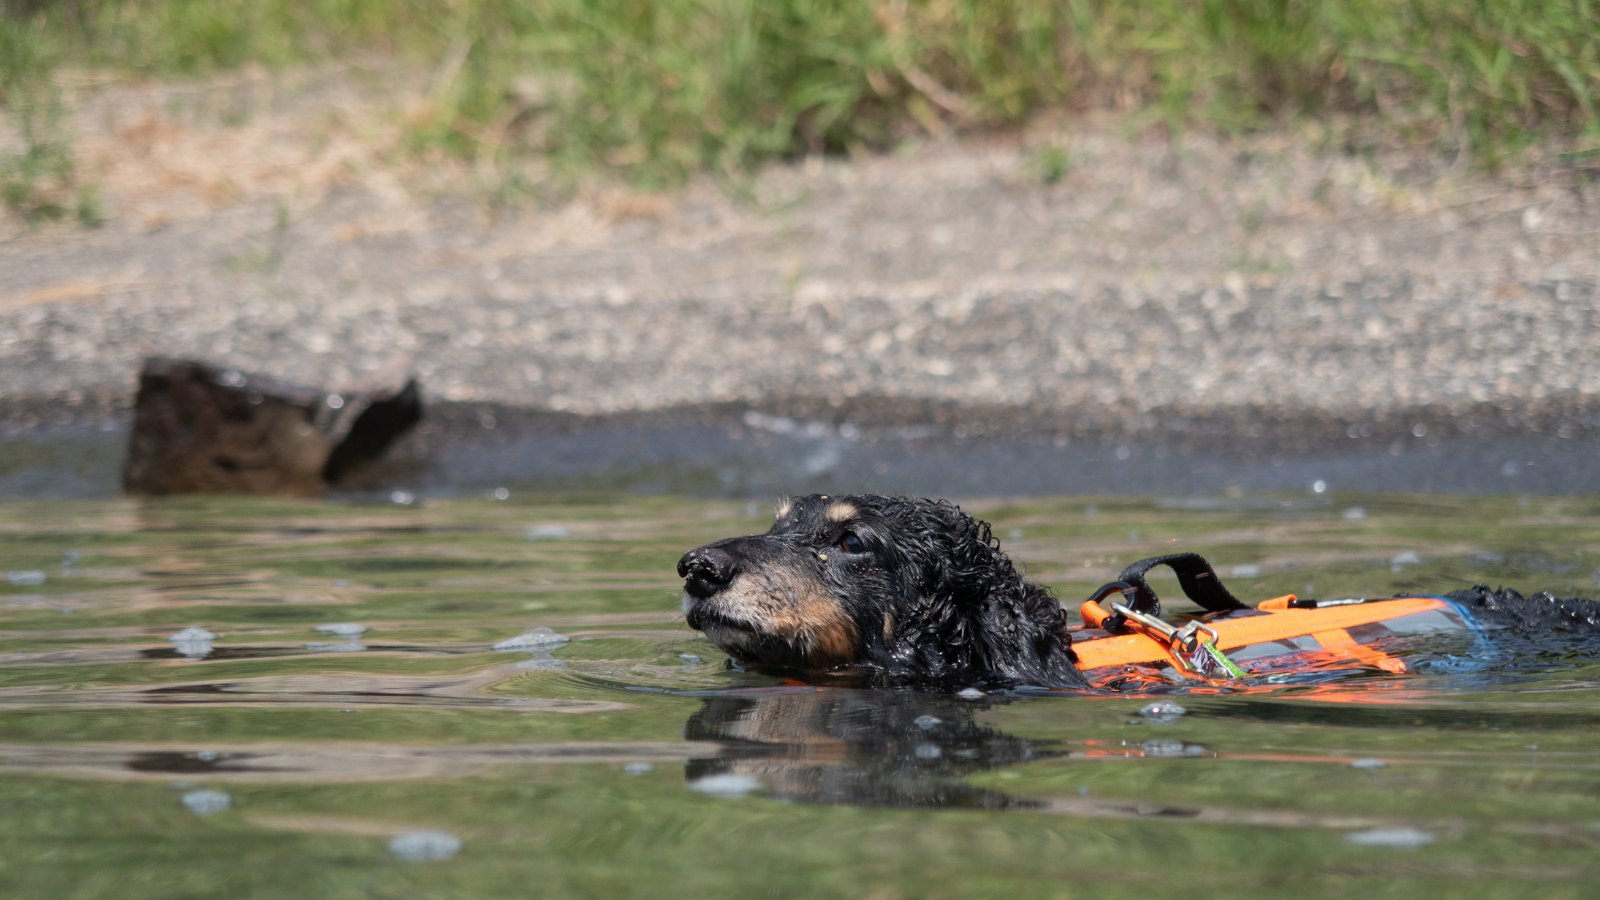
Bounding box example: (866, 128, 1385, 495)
(1108, 601, 1248, 681)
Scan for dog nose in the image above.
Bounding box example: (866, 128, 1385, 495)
(678, 546, 738, 595)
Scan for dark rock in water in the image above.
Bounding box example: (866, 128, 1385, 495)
(122, 358, 421, 496)
(322, 379, 422, 484)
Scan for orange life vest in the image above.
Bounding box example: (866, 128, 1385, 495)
(1073, 594, 1456, 674)
(1069, 553, 1483, 685)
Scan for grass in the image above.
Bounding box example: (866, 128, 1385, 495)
(0, 3, 101, 224)
(0, 0, 1597, 201)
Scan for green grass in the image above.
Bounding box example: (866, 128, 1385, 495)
(2, 0, 1598, 194)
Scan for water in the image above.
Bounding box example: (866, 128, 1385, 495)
(9, 409, 1600, 501)
(3, 492, 1600, 897)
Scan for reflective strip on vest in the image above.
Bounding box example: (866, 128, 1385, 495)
(1071, 596, 1452, 672)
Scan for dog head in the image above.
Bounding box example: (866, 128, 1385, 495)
(677, 494, 1083, 688)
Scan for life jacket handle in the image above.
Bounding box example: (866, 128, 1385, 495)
(1116, 552, 1249, 617)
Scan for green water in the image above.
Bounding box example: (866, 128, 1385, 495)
(3, 493, 1600, 898)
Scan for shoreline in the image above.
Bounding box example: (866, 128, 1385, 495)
(4, 82, 1599, 493)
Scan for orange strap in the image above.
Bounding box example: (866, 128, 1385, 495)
(1072, 596, 1446, 671)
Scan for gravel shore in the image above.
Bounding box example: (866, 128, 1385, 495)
(3, 85, 1599, 438)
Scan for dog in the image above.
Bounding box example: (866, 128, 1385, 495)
(677, 493, 1085, 688)
(678, 493, 1600, 690)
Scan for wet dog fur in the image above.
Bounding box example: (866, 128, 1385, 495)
(678, 493, 1600, 690)
(677, 493, 1085, 689)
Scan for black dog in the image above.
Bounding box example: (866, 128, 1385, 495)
(678, 493, 1084, 688)
(678, 493, 1600, 690)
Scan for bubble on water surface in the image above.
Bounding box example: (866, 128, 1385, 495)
(956, 688, 985, 700)
(915, 744, 942, 759)
(1343, 507, 1367, 521)
(181, 789, 231, 816)
(1141, 740, 1204, 757)
(914, 715, 942, 730)
(514, 651, 568, 670)
(5, 571, 46, 586)
(525, 525, 570, 540)
(624, 763, 653, 775)
(689, 773, 762, 798)
(494, 627, 570, 651)
(1390, 550, 1422, 572)
(1138, 701, 1187, 723)
(1345, 827, 1435, 849)
(1229, 564, 1261, 578)
(168, 627, 217, 658)
(196, 750, 218, 762)
(678, 653, 703, 664)
(61, 550, 83, 567)
(1349, 758, 1387, 769)
(390, 830, 462, 862)
(306, 640, 366, 653)
(315, 623, 368, 636)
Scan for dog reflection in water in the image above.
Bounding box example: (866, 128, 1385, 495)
(681, 689, 1050, 809)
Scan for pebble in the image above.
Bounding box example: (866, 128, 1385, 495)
(389, 830, 462, 862)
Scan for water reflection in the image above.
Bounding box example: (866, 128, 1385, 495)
(682, 688, 1053, 809)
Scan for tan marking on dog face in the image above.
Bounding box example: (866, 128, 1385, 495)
(774, 497, 792, 520)
(882, 612, 894, 641)
(698, 566, 859, 669)
(825, 501, 857, 523)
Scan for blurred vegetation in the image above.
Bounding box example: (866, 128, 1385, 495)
(0, 1, 100, 223)
(0, 0, 1597, 195)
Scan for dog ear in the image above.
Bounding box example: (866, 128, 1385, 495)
(902, 500, 1012, 609)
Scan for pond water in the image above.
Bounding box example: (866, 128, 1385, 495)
(3, 492, 1600, 898)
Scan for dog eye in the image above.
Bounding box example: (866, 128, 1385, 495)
(839, 533, 866, 553)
